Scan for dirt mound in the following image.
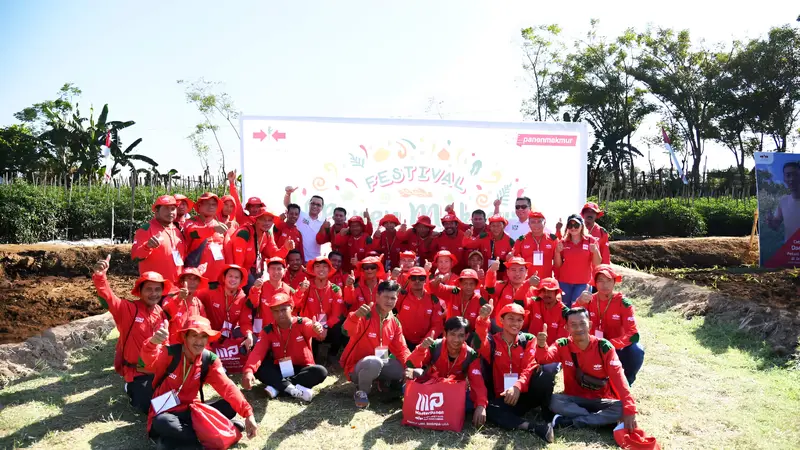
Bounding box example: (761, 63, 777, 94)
(617, 266, 800, 357)
(0, 244, 136, 279)
(611, 237, 758, 269)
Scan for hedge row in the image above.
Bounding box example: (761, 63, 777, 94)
(0, 182, 758, 244)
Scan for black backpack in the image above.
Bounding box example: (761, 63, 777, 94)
(152, 344, 215, 402)
(429, 339, 478, 375)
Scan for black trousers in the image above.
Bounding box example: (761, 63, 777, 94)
(150, 399, 236, 448)
(485, 369, 557, 429)
(254, 359, 328, 392)
(312, 322, 344, 358)
(126, 374, 154, 414)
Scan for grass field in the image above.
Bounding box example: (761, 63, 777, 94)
(1, 296, 798, 450)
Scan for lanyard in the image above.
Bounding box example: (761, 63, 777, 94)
(312, 285, 326, 314)
(531, 234, 542, 252)
(384, 232, 397, 256)
(505, 338, 515, 373)
(223, 292, 234, 323)
(277, 324, 294, 357)
(376, 313, 384, 347)
(157, 222, 177, 249)
(598, 297, 612, 330)
(490, 238, 496, 259)
(178, 355, 193, 392)
(445, 345, 462, 375)
(361, 283, 375, 306)
(460, 292, 473, 316)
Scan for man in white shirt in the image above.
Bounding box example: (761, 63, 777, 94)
(284, 186, 324, 262)
(494, 197, 558, 240)
(767, 161, 800, 243)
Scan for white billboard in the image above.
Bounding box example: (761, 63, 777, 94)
(239, 116, 589, 226)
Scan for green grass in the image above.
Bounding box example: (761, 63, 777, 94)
(1, 297, 798, 450)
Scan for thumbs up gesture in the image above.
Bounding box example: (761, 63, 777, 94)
(479, 300, 494, 319)
(178, 281, 189, 299)
(355, 302, 372, 318)
(556, 240, 564, 252)
(589, 242, 599, 254)
(420, 337, 435, 349)
(556, 218, 563, 231)
(399, 220, 408, 233)
(93, 255, 111, 275)
(537, 323, 548, 348)
(299, 278, 310, 291)
(488, 259, 501, 272)
(576, 289, 592, 306)
(391, 267, 401, 280)
(345, 270, 356, 287)
(284, 239, 295, 250)
(150, 320, 169, 345)
(464, 227, 473, 239)
(529, 271, 540, 287)
(423, 259, 432, 273)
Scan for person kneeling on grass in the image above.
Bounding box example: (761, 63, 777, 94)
(475, 302, 555, 443)
(340, 280, 411, 408)
(144, 315, 258, 449)
(406, 316, 489, 427)
(241, 293, 329, 402)
(534, 307, 638, 433)
(574, 264, 644, 386)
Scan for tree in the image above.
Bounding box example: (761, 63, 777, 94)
(632, 28, 724, 185)
(520, 24, 564, 122)
(0, 124, 44, 176)
(177, 78, 240, 175)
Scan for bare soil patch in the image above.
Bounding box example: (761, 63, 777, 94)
(611, 236, 758, 269)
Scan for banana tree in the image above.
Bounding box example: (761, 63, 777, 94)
(106, 136, 158, 177)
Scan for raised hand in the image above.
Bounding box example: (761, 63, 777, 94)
(488, 260, 501, 272)
(299, 278, 310, 291)
(391, 267, 401, 280)
(537, 323, 548, 348)
(227, 170, 237, 183)
(213, 221, 228, 235)
(424, 259, 432, 273)
(146, 235, 161, 249)
(420, 336, 435, 349)
(285, 186, 298, 194)
(576, 289, 592, 306)
(355, 303, 372, 318)
(150, 320, 169, 345)
(346, 270, 356, 287)
(94, 255, 111, 275)
(464, 227, 473, 239)
(363, 208, 369, 220)
(529, 271, 540, 287)
(493, 198, 502, 208)
(477, 268, 485, 280)
(556, 218, 563, 230)
(373, 228, 382, 240)
(339, 227, 350, 236)
(284, 239, 295, 250)
(556, 240, 564, 252)
(589, 242, 599, 254)
(399, 221, 408, 233)
(478, 301, 494, 319)
(444, 202, 455, 213)
(252, 278, 264, 290)
(178, 281, 190, 299)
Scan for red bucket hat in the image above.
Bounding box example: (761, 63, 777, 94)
(177, 315, 221, 344)
(613, 425, 661, 450)
(456, 269, 480, 282)
(582, 202, 604, 218)
(399, 250, 417, 260)
(173, 194, 194, 212)
(266, 256, 287, 268)
(441, 213, 459, 225)
(306, 256, 335, 276)
(348, 216, 366, 227)
(413, 216, 436, 229)
(488, 214, 508, 227)
(218, 264, 248, 289)
(379, 214, 400, 226)
(594, 264, 622, 283)
(177, 265, 210, 292)
(407, 266, 427, 277)
(246, 197, 265, 208)
(194, 192, 220, 212)
(467, 250, 484, 262)
(152, 195, 177, 212)
(267, 293, 293, 309)
(496, 303, 529, 324)
(131, 271, 173, 297)
(528, 210, 546, 220)
(433, 250, 458, 266)
(533, 277, 562, 296)
(355, 255, 386, 279)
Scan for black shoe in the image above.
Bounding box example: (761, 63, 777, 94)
(552, 414, 573, 429)
(532, 422, 555, 443)
(231, 419, 246, 433)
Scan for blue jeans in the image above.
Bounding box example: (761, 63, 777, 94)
(560, 282, 588, 308)
(616, 343, 645, 386)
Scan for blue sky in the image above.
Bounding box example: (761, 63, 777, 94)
(1, 0, 797, 176)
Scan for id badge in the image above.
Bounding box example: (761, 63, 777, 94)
(253, 318, 263, 332)
(172, 250, 184, 266)
(533, 251, 544, 266)
(221, 320, 232, 338)
(151, 389, 179, 415)
(503, 373, 519, 391)
(279, 357, 295, 378)
(317, 313, 327, 324)
(594, 329, 604, 339)
(209, 243, 224, 261)
(375, 346, 389, 359)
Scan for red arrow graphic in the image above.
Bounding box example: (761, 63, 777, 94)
(253, 130, 267, 141)
(272, 130, 286, 141)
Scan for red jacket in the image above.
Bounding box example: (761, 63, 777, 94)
(274, 221, 304, 261)
(228, 224, 288, 272)
(329, 270, 346, 289)
(244, 317, 323, 374)
(587, 224, 611, 265)
(162, 294, 207, 343)
(248, 281, 303, 330)
(394, 288, 445, 344)
(316, 222, 346, 253)
(141, 341, 253, 431)
(430, 282, 487, 332)
(375, 230, 403, 269)
(408, 340, 488, 408)
(296, 282, 346, 329)
(475, 316, 540, 397)
(433, 231, 467, 272)
(198, 288, 253, 337)
(485, 270, 536, 330)
(340, 307, 411, 379)
(399, 229, 436, 265)
(93, 273, 166, 382)
(343, 280, 380, 313)
(182, 216, 227, 282)
(535, 336, 636, 415)
(513, 232, 558, 279)
(333, 232, 379, 273)
(527, 298, 569, 345)
(584, 293, 639, 349)
(282, 269, 308, 290)
(132, 219, 186, 283)
(463, 232, 515, 271)
(228, 180, 253, 228)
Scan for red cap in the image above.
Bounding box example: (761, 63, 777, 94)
(177, 265, 210, 292)
(267, 293, 293, 309)
(594, 264, 622, 283)
(456, 269, 480, 282)
(399, 250, 417, 259)
(441, 213, 459, 224)
(131, 271, 173, 297)
(379, 214, 400, 226)
(533, 277, 562, 296)
(528, 211, 546, 220)
(251, 210, 277, 221)
(408, 267, 427, 277)
(488, 214, 508, 227)
(152, 195, 177, 212)
(496, 303, 529, 323)
(266, 257, 287, 267)
(194, 192, 220, 212)
(505, 256, 531, 268)
(177, 315, 221, 344)
(306, 256, 335, 276)
(221, 194, 236, 205)
(246, 197, 266, 208)
(582, 202, 604, 218)
(613, 426, 661, 450)
(413, 216, 436, 229)
(348, 216, 366, 226)
(173, 194, 194, 211)
(433, 250, 458, 266)
(218, 264, 248, 289)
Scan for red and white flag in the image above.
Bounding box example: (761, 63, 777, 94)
(662, 128, 688, 185)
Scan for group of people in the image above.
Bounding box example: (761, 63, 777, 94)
(92, 173, 647, 448)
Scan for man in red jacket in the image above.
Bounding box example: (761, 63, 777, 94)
(182, 192, 228, 287)
(429, 269, 489, 341)
(333, 215, 377, 273)
(241, 293, 329, 401)
(399, 216, 437, 265)
(247, 257, 305, 332)
(316, 207, 348, 253)
(228, 210, 292, 291)
(274, 203, 305, 260)
(132, 195, 186, 283)
(373, 214, 404, 271)
(143, 316, 258, 448)
(298, 256, 346, 364)
(340, 280, 411, 408)
(407, 316, 488, 427)
(463, 214, 515, 274)
(92, 255, 170, 414)
(172, 194, 193, 230)
(394, 267, 444, 350)
(534, 308, 638, 432)
(474, 303, 554, 442)
(226, 170, 265, 227)
(513, 211, 558, 279)
(581, 202, 611, 265)
(433, 213, 466, 272)
(575, 265, 644, 385)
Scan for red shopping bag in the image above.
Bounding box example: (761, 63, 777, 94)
(402, 376, 466, 432)
(212, 336, 248, 374)
(189, 402, 242, 450)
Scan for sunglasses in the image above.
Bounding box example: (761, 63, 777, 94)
(310, 202, 323, 207)
(410, 275, 427, 282)
(515, 205, 529, 210)
(567, 222, 581, 229)
(361, 264, 378, 271)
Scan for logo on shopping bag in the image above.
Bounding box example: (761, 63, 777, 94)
(415, 392, 444, 413)
(216, 345, 239, 359)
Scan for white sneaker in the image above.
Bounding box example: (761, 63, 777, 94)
(295, 384, 314, 402)
(265, 385, 278, 399)
(285, 384, 313, 402)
